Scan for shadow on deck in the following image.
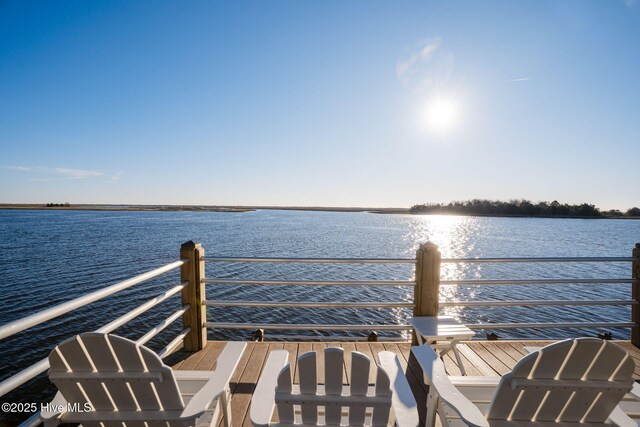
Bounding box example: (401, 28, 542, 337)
(167, 340, 640, 427)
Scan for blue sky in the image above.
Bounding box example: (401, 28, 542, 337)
(1, 1, 639, 209)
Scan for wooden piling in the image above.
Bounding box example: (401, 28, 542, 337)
(413, 242, 441, 343)
(180, 241, 207, 351)
(632, 243, 640, 348)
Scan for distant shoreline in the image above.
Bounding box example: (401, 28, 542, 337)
(0, 204, 409, 214)
(1, 204, 639, 219)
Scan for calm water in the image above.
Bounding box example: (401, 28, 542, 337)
(1, 209, 639, 422)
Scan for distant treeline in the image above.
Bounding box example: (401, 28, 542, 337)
(44, 203, 70, 207)
(410, 200, 640, 218)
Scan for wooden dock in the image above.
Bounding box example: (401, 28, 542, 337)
(169, 340, 640, 427)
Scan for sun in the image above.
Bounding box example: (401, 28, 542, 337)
(422, 96, 459, 133)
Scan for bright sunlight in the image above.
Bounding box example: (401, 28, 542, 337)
(422, 96, 460, 133)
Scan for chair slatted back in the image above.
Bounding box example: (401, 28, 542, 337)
(275, 348, 392, 426)
(487, 338, 634, 423)
(48, 333, 184, 417)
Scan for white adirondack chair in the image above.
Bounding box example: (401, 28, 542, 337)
(413, 338, 637, 427)
(251, 347, 419, 427)
(40, 332, 246, 427)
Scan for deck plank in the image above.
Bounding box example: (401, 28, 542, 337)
(465, 342, 512, 375)
(312, 342, 328, 384)
(195, 341, 227, 370)
(479, 341, 521, 368)
(442, 353, 463, 376)
(455, 343, 500, 377)
(178, 341, 213, 370)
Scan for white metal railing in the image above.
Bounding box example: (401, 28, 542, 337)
(205, 301, 414, 308)
(205, 322, 411, 331)
(0, 260, 186, 340)
(204, 256, 417, 263)
(439, 300, 638, 307)
(465, 322, 636, 329)
(203, 278, 415, 286)
(441, 278, 633, 285)
(440, 256, 638, 330)
(441, 257, 636, 263)
(0, 259, 189, 407)
(204, 253, 639, 339)
(204, 256, 415, 340)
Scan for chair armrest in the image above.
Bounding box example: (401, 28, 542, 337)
(181, 342, 247, 420)
(40, 392, 68, 424)
(212, 342, 247, 388)
(629, 382, 640, 401)
(250, 350, 290, 427)
(412, 346, 489, 427)
(377, 351, 419, 427)
(609, 405, 638, 427)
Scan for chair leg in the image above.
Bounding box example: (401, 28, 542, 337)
(221, 386, 232, 427)
(426, 388, 439, 427)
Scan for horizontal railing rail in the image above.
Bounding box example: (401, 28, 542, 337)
(205, 300, 414, 308)
(441, 257, 636, 263)
(264, 334, 407, 342)
(0, 259, 187, 341)
(439, 300, 639, 307)
(205, 256, 417, 263)
(203, 278, 415, 286)
(441, 278, 635, 285)
(205, 256, 637, 264)
(467, 322, 636, 329)
(0, 258, 191, 421)
(206, 322, 411, 331)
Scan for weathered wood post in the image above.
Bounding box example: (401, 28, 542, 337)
(413, 242, 441, 344)
(180, 241, 207, 351)
(632, 243, 640, 348)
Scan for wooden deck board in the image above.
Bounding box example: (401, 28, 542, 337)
(173, 340, 640, 427)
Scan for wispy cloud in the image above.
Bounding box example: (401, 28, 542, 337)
(509, 77, 532, 82)
(54, 168, 103, 179)
(397, 38, 442, 83)
(110, 172, 124, 181)
(6, 165, 105, 181)
(396, 38, 454, 92)
(625, 0, 637, 9)
(7, 166, 36, 172)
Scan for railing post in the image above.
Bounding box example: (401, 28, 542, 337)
(180, 241, 206, 351)
(413, 242, 441, 343)
(632, 243, 640, 347)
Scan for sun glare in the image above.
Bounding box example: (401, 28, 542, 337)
(422, 96, 460, 133)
